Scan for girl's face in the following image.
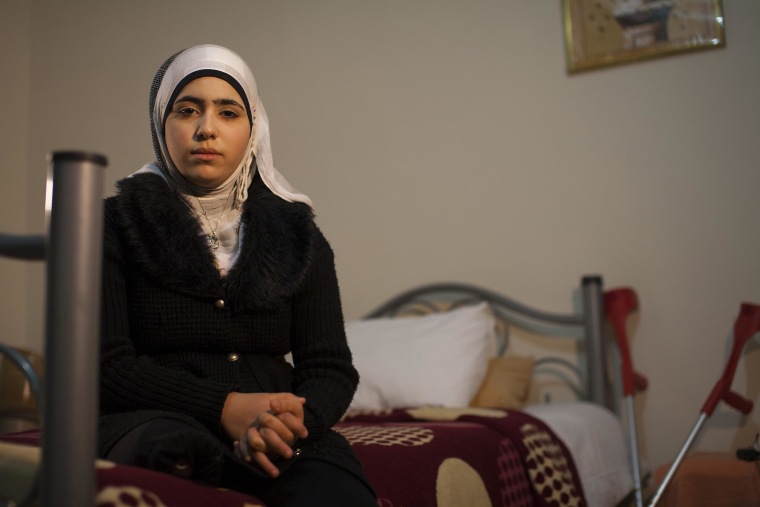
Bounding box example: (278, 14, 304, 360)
(165, 76, 251, 188)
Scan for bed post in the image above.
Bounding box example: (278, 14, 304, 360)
(41, 151, 106, 507)
(582, 276, 611, 411)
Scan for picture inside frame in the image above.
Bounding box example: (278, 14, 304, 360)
(563, 0, 726, 73)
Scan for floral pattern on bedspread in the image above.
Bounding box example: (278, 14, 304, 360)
(338, 407, 586, 507)
(1, 407, 585, 507)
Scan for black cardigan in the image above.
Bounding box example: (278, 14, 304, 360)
(98, 171, 362, 480)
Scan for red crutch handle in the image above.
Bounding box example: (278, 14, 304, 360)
(700, 302, 760, 416)
(604, 287, 647, 397)
(633, 371, 648, 392)
(723, 390, 753, 415)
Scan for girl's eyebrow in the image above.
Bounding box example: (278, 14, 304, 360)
(174, 95, 203, 107)
(216, 98, 245, 109)
(174, 95, 245, 109)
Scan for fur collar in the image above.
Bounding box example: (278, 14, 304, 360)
(107, 172, 316, 310)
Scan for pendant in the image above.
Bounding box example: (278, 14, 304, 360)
(209, 234, 220, 250)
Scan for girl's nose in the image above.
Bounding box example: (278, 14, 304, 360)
(195, 115, 217, 139)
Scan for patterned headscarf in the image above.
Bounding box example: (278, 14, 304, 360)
(148, 44, 312, 208)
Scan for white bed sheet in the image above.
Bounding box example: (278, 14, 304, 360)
(524, 402, 634, 507)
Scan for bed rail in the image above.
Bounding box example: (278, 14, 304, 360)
(364, 276, 612, 412)
(0, 151, 106, 507)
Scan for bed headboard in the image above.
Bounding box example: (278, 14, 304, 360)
(363, 276, 616, 413)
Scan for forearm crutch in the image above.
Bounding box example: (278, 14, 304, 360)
(605, 288, 648, 507)
(648, 302, 760, 507)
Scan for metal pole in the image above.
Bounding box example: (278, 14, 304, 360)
(41, 151, 106, 507)
(626, 395, 644, 507)
(582, 275, 609, 409)
(648, 413, 708, 507)
(0, 234, 45, 260)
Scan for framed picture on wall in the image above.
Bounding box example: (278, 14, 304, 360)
(562, 0, 726, 73)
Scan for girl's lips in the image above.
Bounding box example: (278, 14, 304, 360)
(192, 152, 221, 161)
(191, 148, 221, 161)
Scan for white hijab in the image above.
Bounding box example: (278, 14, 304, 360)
(148, 44, 312, 208)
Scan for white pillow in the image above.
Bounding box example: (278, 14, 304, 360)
(346, 302, 496, 411)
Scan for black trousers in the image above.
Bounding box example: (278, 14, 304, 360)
(106, 416, 377, 507)
(260, 458, 377, 507)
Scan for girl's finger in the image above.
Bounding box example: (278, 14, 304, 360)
(251, 451, 279, 478)
(259, 427, 294, 460)
(276, 412, 308, 440)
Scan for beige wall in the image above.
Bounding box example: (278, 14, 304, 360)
(0, 1, 35, 352)
(3, 0, 759, 472)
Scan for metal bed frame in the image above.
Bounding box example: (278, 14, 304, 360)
(0, 151, 106, 507)
(364, 277, 613, 412)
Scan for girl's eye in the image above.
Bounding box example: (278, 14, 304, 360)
(221, 110, 239, 118)
(177, 107, 197, 116)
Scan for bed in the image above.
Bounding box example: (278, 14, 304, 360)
(0, 154, 643, 507)
(0, 278, 642, 507)
(336, 280, 640, 507)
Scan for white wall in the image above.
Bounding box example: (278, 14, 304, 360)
(3, 0, 759, 473)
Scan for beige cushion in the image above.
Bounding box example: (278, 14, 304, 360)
(470, 354, 534, 409)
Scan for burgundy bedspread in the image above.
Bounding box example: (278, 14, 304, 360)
(1, 407, 586, 507)
(338, 407, 587, 507)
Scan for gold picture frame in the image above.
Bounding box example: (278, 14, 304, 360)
(563, 0, 726, 73)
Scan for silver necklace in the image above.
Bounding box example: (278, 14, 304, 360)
(195, 187, 234, 250)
